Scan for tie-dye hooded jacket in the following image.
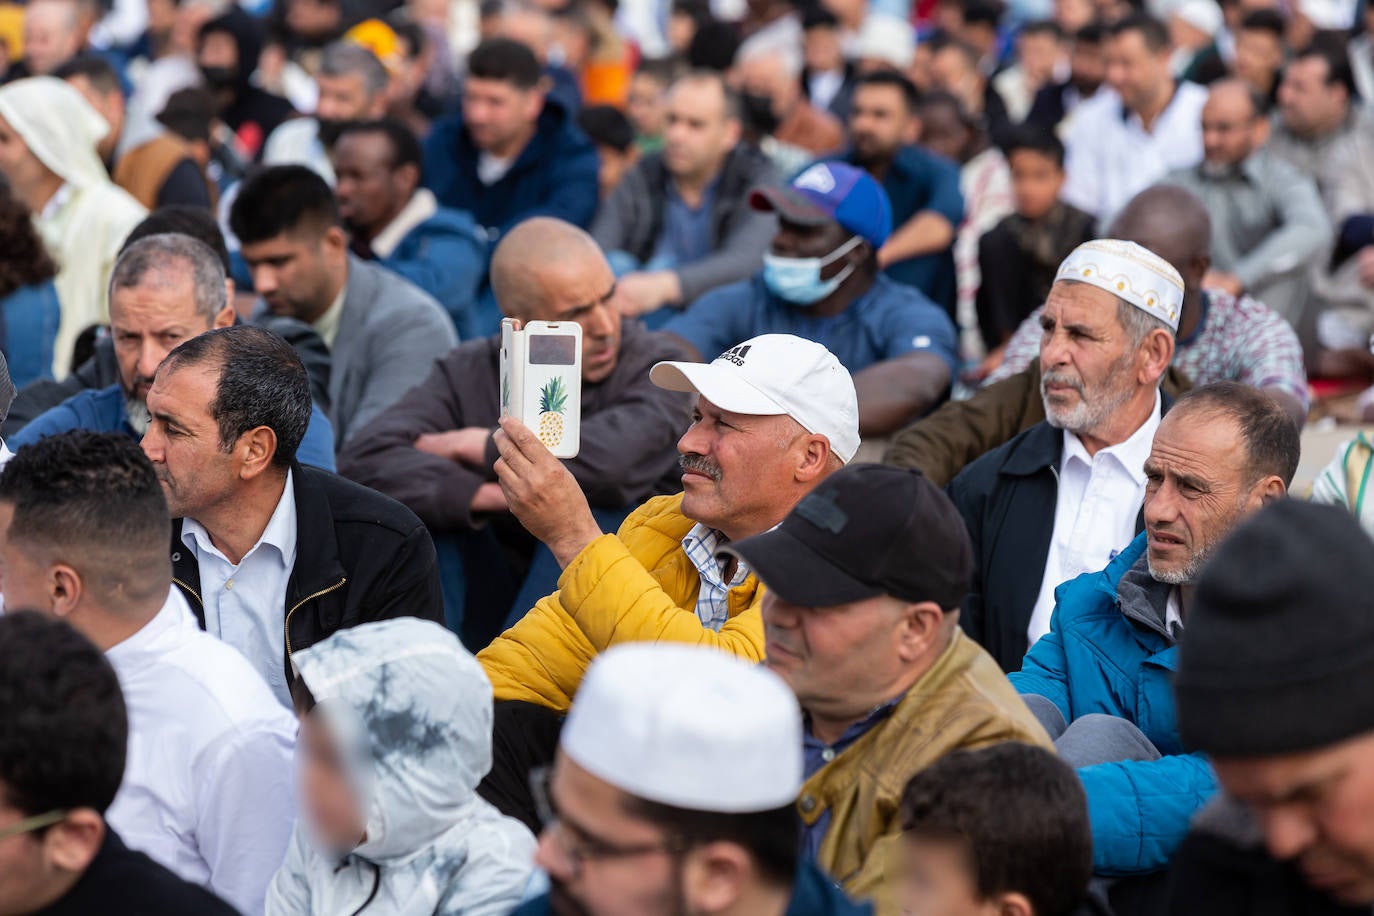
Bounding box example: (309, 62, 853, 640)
(266, 618, 536, 915)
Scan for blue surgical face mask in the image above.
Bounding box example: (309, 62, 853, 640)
(762, 235, 864, 306)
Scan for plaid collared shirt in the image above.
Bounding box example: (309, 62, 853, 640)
(681, 523, 749, 632)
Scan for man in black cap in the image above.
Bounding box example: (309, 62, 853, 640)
(1170, 499, 1374, 915)
(723, 463, 1051, 911)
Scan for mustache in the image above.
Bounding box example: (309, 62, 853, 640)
(1041, 370, 1084, 395)
(679, 454, 722, 481)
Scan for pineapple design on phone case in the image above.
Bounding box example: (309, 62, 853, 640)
(537, 376, 568, 448)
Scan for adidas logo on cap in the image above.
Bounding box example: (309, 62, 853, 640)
(719, 344, 752, 366)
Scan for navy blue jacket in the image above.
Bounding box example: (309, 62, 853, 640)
(379, 206, 488, 339)
(423, 98, 599, 241)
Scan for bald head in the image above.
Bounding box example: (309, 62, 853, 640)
(1108, 185, 1211, 295)
(1202, 78, 1269, 168)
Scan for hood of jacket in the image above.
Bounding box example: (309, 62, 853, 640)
(200, 7, 263, 93)
(293, 617, 494, 863)
(0, 77, 113, 191)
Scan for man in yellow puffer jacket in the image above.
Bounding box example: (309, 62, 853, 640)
(476, 334, 859, 829)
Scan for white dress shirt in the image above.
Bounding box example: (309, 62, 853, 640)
(105, 586, 297, 916)
(1027, 392, 1162, 646)
(182, 470, 297, 709)
(1062, 83, 1208, 222)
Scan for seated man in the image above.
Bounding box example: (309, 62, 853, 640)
(141, 325, 444, 708)
(843, 70, 964, 318)
(230, 165, 458, 448)
(331, 119, 488, 337)
(0, 613, 237, 914)
(734, 41, 845, 159)
(1170, 501, 1374, 915)
(666, 162, 958, 437)
(9, 233, 337, 470)
(590, 70, 779, 320)
(725, 463, 1051, 907)
(0, 432, 297, 914)
(423, 38, 599, 239)
(947, 239, 1179, 673)
(1163, 79, 1329, 326)
(262, 41, 389, 185)
(339, 218, 690, 646)
(518, 643, 868, 916)
(899, 745, 1099, 916)
(477, 333, 857, 828)
(888, 185, 1309, 484)
(1011, 382, 1296, 877)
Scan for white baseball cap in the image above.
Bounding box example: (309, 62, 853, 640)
(561, 644, 803, 813)
(650, 334, 861, 463)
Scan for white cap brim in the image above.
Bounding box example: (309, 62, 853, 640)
(650, 361, 791, 418)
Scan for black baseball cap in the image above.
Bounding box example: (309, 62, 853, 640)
(720, 464, 973, 610)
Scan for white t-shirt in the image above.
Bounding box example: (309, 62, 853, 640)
(477, 152, 516, 185)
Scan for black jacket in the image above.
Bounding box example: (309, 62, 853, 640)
(37, 829, 238, 915)
(947, 397, 1169, 672)
(170, 464, 443, 686)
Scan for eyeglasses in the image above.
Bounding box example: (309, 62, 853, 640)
(529, 766, 686, 880)
(0, 809, 67, 842)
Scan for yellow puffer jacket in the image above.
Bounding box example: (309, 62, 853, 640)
(805, 629, 1054, 915)
(478, 494, 766, 713)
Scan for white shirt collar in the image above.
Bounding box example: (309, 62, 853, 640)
(0, 440, 12, 469)
(370, 188, 439, 259)
(1061, 389, 1163, 487)
(181, 469, 298, 571)
(105, 586, 197, 665)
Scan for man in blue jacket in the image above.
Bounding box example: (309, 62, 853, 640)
(1009, 381, 1297, 877)
(423, 38, 599, 243)
(333, 119, 488, 338)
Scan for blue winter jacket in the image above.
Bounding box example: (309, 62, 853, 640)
(1009, 533, 1218, 876)
(422, 98, 599, 242)
(381, 207, 488, 339)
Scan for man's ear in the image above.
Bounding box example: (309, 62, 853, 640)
(212, 302, 236, 329)
(50, 563, 85, 619)
(897, 600, 947, 662)
(236, 425, 281, 480)
(322, 225, 349, 259)
(794, 434, 834, 483)
(44, 809, 104, 875)
(395, 161, 422, 200)
(680, 841, 753, 914)
(1138, 327, 1174, 385)
(996, 891, 1036, 916)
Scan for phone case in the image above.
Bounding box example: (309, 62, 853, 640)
(501, 318, 582, 458)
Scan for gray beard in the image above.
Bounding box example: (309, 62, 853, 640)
(125, 397, 151, 436)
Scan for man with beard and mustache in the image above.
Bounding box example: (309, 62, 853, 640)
(475, 333, 856, 832)
(263, 41, 391, 186)
(514, 642, 871, 916)
(842, 70, 964, 320)
(8, 232, 337, 470)
(946, 238, 1179, 674)
(1010, 381, 1295, 880)
(1163, 80, 1329, 325)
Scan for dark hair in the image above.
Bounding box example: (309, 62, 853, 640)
(802, 5, 840, 29)
(1108, 13, 1171, 52)
(0, 432, 172, 608)
(687, 20, 741, 71)
(387, 13, 427, 59)
(962, 0, 1004, 28)
(0, 613, 127, 819)
(928, 34, 981, 71)
(467, 37, 543, 90)
(160, 326, 312, 469)
(1238, 8, 1285, 38)
(1169, 381, 1301, 487)
(0, 181, 57, 299)
(900, 744, 1092, 916)
(635, 55, 683, 85)
(577, 104, 635, 151)
(122, 205, 232, 273)
(854, 69, 922, 112)
(916, 88, 978, 130)
(671, 0, 712, 25)
(52, 52, 123, 95)
(229, 165, 339, 245)
(623, 796, 800, 887)
(1295, 35, 1358, 98)
(1073, 21, 1106, 44)
(1020, 18, 1064, 40)
(672, 69, 743, 121)
(337, 118, 424, 176)
(157, 87, 216, 144)
(1004, 123, 1066, 167)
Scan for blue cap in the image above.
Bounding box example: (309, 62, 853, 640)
(749, 161, 894, 249)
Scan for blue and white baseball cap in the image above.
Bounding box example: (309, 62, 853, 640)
(749, 161, 894, 249)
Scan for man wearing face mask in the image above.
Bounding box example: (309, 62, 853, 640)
(665, 162, 958, 437)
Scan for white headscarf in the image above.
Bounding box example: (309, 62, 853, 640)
(0, 76, 113, 190)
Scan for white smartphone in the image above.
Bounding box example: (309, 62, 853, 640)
(500, 318, 583, 459)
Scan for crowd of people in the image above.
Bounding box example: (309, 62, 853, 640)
(1, 0, 1374, 913)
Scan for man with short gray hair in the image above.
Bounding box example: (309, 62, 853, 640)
(735, 41, 844, 163)
(949, 239, 1179, 672)
(262, 41, 391, 185)
(9, 233, 337, 468)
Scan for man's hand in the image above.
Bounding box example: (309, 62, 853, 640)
(1358, 248, 1374, 290)
(616, 270, 682, 316)
(493, 416, 604, 569)
(415, 427, 493, 467)
(1203, 270, 1245, 298)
